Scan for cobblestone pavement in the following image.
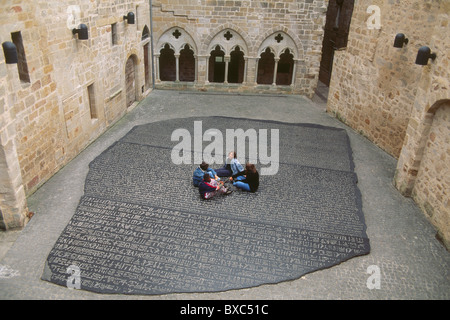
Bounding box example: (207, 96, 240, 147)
(1, 89, 449, 300)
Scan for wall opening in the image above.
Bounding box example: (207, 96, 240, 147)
(257, 48, 275, 85)
(209, 45, 225, 83)
(87, 83, 97, 119)
(228, 46, 245, 84)
(319, 0, 355, 86)
(11, 31, 30, 83)
(159, 44, 176, 81)
(276, 48, 294, 85)
(179, 44, 195, 82)
(412, 102, 450, 249)
(125, 56, 137, 108)
(111, 23, 118, 46)
(142, 25, 150, 40)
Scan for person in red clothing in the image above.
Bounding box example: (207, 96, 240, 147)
(198, 173, 232, 199)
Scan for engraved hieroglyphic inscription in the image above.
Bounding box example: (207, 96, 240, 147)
(42, 118, 370, 294)
(45, 196, 369, 294)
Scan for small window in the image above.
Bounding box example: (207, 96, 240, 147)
(11, 31, 30, 83)
(111, 23, 117, 45)
(142, 25, 149, 40)
(87, 83, 97, 119)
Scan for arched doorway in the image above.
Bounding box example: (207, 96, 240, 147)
(155, 27, 198, 83)
(276, 48, 294, 85)
(209, 45, 225, 83)
(125, 55, 137, 108)
(159, 44, 176, 81)
(179, 44, 195, 82)
(412, 101, 450, 247)
(142, 25, 150, 90)
(257, 48, 275, 85)
(228, 46, 245, 84)
(206, 28, 249, 85)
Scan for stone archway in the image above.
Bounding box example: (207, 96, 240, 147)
(206, 28, 249, 84)
(159, 44, 176, 81)
(208, 45, 225, 83)
(411, 101, 450, 248)
(179, 44, 195, 82)
(0, 140, 28, 230)
(142, 25, 151, 90)
(257, 48, 275, 85)
(156, 27, 198, 83)
(256, 31, 299, 86)
(228, 46, 245, 83)
(276, 48, 294, 85)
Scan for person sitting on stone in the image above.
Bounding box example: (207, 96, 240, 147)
(193, 161, 219, 187)
(231, 163, 259, 193)
(198, 173, 232, 199)
(215, 151, 245, 181)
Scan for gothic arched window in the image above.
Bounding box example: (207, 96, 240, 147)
(159, 44, 176, 81)
(257, 48, 275, 85)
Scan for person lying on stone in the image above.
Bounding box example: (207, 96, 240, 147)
(198, 173, 232, 199)
(193, 161, 219, 187)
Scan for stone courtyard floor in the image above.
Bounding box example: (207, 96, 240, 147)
(0, 89, 449, 301)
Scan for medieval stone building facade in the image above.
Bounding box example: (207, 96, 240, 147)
(1, 0, 449, 249)
(327, 0, 449, 248)
(1, 0, 328, 231)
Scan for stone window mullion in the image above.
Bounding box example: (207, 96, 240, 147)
(272, 57, 279, 85)
(224, 55, 230, 84)
(155, 53, 160, 82)
(175, 53, 180, 82)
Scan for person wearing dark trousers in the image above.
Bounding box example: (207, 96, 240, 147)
(215, 151, 245, 180)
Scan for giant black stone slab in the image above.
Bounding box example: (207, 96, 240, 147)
(41, 117, 370, 294)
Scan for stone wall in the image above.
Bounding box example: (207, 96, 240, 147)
(1, 0, 330, 229)
(327, 0, 449, 249)
(411, 103, 449, 248)
(151, 0, 328, 96)
(1, 0, 151, 229)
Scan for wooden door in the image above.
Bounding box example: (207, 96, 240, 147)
(319, 0, 354, 86)
(125, 57, 136, 108)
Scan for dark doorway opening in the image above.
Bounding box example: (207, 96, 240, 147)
(257, 48, 275, 85)
(319, 0, 355, 86)
(159, 44, 176, 81)
(209, 45, 225, 83)
(228, 46, 245, 84)
(276, 48, 294, 86)
(179, 44, 195, 82)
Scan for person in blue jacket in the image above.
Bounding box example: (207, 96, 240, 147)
(193, 161, 219, 187)
(215, 151, 245, 181)
(228, 151, 246, 181)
